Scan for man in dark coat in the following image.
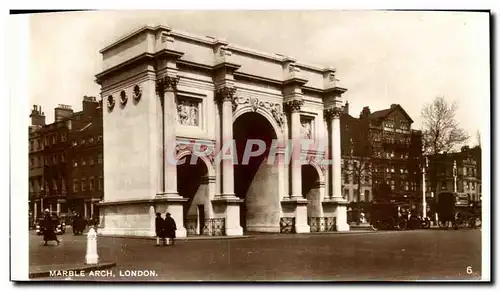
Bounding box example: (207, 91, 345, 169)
(42, 210, 59, 246)
(155, 213, 166, 246)
(164, 212, 177, 246)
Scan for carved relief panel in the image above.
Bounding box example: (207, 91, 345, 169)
(300, 116, 314, 139)
(177, 96, 201, 127)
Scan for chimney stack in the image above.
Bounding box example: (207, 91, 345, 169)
(390, 104, 398, 109)
(343, 101, 349, 115)
(54, 104, 73, 122)
(82, 96, 98, 117)
(29, 105, 46, 126)
(359, 106, 371, 119)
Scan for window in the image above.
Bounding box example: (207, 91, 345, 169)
(61, 153, 66, 163)
(405, 181, 409, 191)
(464, 181, 468, 190)
(52, 135, 57, 144)
(52, 154, 57, 164)
(89, 177, 95, 191)
(343, 188, 349, 200)
(53, 179, 58, 191)
(81, 157, 86, 166)
(98, 135, 103, 142)
(89, 156, 94, 165)
(89, 137, 94, 143)
(29, 140, 34, 151)
(61, 133, 67, 142)
(73, 160, 78, 167)
(472, 182, 476, 190)
(390, 180, 395, 190)
(463, 167, 467, 175)
(400, 168, 404, 174)
(45, 137, 49, 146)
(81, 178, 86, 191)
(98, 154, 103, 164)
(40, 156, 44, 166)
(30, 157, 34, 167)
(98, 176, 103, 190)
(363, 190, 370, 201)
(390, 151, 395, 158)
(344, 174, 350, 184)
(72, 140, 78, 147)
(391, 166, 395, 173)
(73, 179, 79, 192)
(46, 156, 51, 166)
(81, 139, 86, 145)
(61, 180, 66, 192)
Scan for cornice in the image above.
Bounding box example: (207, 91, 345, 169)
(95, 49, 184, 85)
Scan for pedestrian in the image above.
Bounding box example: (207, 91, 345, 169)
(155, 213, 166, 246)
(42, 209, 59, 246)
(164, 212, 177, 246)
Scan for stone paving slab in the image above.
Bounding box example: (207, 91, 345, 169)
(29, 262, 116, 279)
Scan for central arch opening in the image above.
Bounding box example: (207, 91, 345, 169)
(233, 112, 279, 232)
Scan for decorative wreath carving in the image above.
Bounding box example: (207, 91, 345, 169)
(133, 85, 142, 102)
(107, 95, 115, 110)
(120, 90, 128, 106)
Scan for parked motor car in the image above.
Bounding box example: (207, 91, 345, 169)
(35, 214, 66, 235)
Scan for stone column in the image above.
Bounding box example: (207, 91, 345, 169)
(90, 202, 94, 217)
(284, 100, 310, 233)
(163, 76, 179, 196)
(84, 202, 88, 218)
(325, 107, 349, 231)
(215, 85, 243, 236)
(34, 202, 37, 220)
(219, 86, 236, 197)
(155, 75, 187, 238)
(56, 202, 61, 216)
(289, 101, 303, 199)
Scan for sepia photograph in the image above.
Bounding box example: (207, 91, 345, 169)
(8, 8, 491, 282)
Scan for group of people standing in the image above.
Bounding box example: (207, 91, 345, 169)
(155, 212, 177, 246)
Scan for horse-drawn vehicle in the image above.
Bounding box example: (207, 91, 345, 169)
(436, 191, 481, 230)
(370, 201, 409, 231)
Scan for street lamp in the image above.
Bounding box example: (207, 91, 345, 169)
(422, 155, 428, 218)
(453, 160, 457, 193)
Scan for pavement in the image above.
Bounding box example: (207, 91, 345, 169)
(29, 228, 482, 281)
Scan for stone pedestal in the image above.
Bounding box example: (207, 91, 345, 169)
(213, 197, 244, 236)
(282, 198, 310, 233)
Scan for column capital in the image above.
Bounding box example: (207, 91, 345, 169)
(284, 99, 304, 113)
(215, 85, 237, 104)
(155, 75, 180, 95)
(324, 107, 342, 121)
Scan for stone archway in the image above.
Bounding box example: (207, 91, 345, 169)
(302, 163, 325, 232)
(233, 111, 280, 232)
(177, 154, 212, 236)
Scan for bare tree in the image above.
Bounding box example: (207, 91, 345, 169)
(342, 131, 372, 202)
(421, 96, 469, 195)
(421, 96, 469, 155)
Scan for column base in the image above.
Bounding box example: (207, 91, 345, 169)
(226, 226, 244, 236)
(295, 224, 311, 233)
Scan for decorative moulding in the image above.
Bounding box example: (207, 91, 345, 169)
(133, 85, 142, 103)
(107, 95, 115, 111)
(120, 90, 128, 106)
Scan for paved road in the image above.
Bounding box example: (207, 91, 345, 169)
(30, 229, 482, 281)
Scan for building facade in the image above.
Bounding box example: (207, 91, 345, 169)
(95, 25, 350, 237)
(340, 103, 423, 203)
(426, 145, 482, 202)
(29, 97, 103, 220)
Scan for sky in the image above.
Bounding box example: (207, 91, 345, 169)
(28, 10, 489, 145)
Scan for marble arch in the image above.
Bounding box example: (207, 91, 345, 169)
(96, 24, 350, 237)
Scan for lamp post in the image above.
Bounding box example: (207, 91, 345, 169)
(453, 160, 457, 193)
(422, 156, 428, 218)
